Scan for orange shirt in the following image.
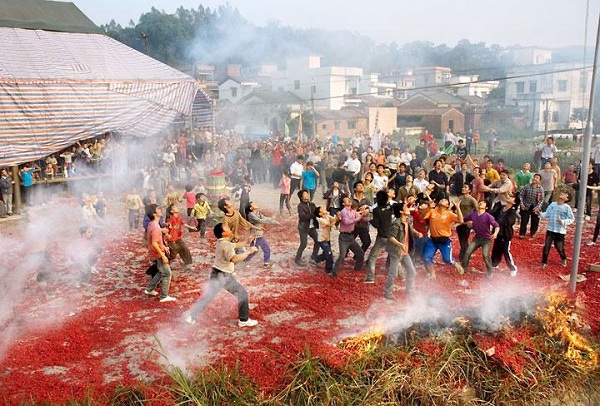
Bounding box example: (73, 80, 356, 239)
(424, 209, 458, 238)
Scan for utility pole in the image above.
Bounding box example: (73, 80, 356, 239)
(311, 85, 316, 140)
(570, 11, 599, 293)
(544, 98, 550, 138)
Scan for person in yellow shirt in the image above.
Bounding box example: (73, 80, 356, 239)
(485, 160, 500, 184)
(191, 192, 213, 238)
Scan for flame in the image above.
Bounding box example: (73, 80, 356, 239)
(338, 327, 385, 356)
(536, 291, 597, 369)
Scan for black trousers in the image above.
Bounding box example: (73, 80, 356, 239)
(456, 223, 471, 262)
(542, 231, 566, 264)
(519, 206, 540, 237)
(354, 225, 372, 253)
(491, 236, 517, 271)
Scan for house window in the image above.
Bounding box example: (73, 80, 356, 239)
(552, 111, 560, 123)
(529, 81, 537, 93)
(334, 121, 340, 130)
(349, 87, 357, 95)
(348, 120, 357, 130)
(321, 124, 327, 130)
(230, 87, 237, 97)
(311, 85, 316, 94)
(558, 80, 567, 92)
(516, 82, 525, 94)
(294, 80, 300, 90)
(278, 87, 284, 92)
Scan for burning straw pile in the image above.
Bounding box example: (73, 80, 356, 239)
(272, 291, 600, 405)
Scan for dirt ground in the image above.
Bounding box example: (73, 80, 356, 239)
(0, 182, 598, 404)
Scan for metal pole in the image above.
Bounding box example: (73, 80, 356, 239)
(570, 12, 600, 292)
(544, 98, 550, 138)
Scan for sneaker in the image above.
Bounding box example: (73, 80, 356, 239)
(585, 215, 591, 221)
(510, 270, 518, 277)
(519, 235, 525, 239)
(542, 263, 547, 269)
(309, 258, 319, 266)
(363, 279, 375, 284)
(159, 296, 177, 303)
(294, 260, 306, 267)
(561, 259, 567, 267)
(184, 314, 196, 325)
(384, 293, 395, 300)
(486, 271, 493, 280)
(263, 262, 273, 268)
(238, 318, 258, 327)
(144, 289, 158, 296)
(587, 241, 596, 246)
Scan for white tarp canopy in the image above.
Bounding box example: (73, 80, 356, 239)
(0, 27, 200, 166)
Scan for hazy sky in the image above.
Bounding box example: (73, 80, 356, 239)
(72, 0, 599, 48)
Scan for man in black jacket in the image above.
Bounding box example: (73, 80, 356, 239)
(294, 189, 319, 266)
(491, 196, 518, 277)
(364, 190, 393, 283)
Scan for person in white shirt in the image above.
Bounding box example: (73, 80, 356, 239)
(289, 155, 305, 199)
(538, 136, 558, 169)
(386, 148, 402, 176)
(413, 169, 430, 193)
(343, 151, 362, 184)
(372, 164, 388, 190)
(400, 146, 413, 167)
(443, 128, 456, 150)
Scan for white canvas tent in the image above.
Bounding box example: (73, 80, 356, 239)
(0, 0, 204, 167)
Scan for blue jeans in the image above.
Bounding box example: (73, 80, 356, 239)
(412, 236, 427, 263)
(365, 236, 388, 280)
(146, 259, 172, 299)
(316, 241, 334, 272)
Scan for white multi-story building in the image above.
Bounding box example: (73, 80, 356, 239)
(271, 55, 363, 110)
(505, 48, 591, 132)
(449, 75, 499, 98)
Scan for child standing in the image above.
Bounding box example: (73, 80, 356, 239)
(245, 201, 279, 268)
(278, 171, 292, 216)
(314, 206, 336, 274)
(192, 192, 212, 239)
